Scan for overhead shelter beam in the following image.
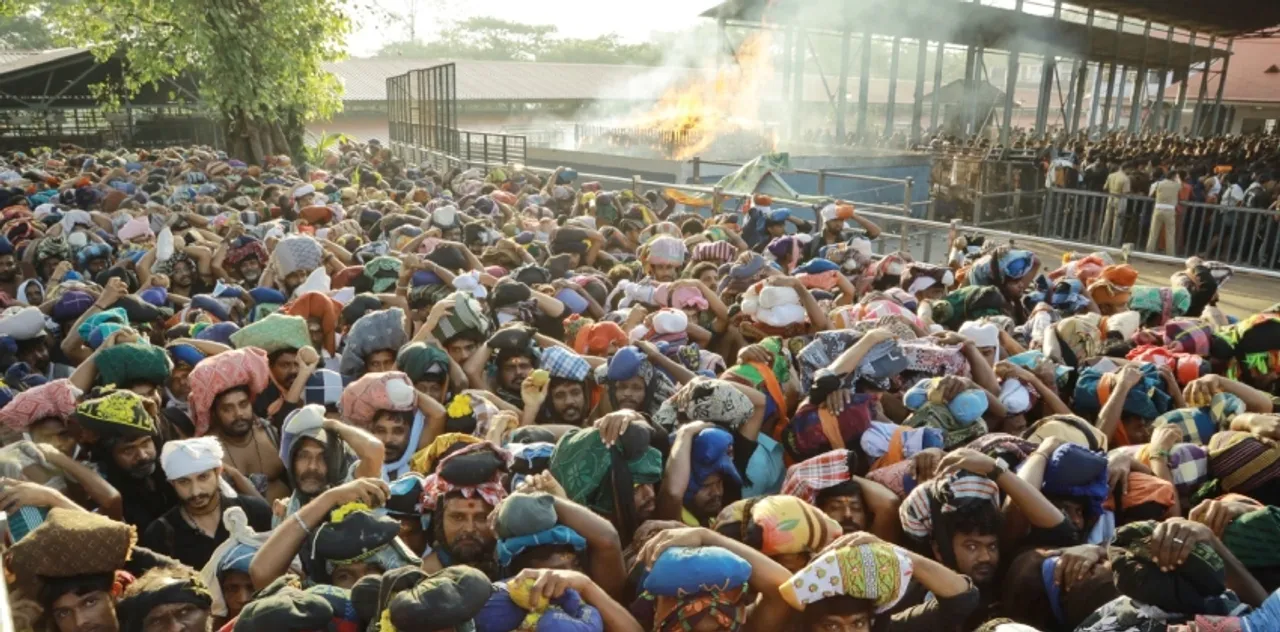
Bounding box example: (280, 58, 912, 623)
(704, 0, 1232, 70)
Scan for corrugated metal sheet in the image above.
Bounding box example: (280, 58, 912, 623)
(0, 48, 90, 78)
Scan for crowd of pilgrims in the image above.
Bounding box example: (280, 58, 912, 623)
(0, 141, 1280, 632)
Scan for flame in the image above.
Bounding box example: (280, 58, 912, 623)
(630, 30, 777, 160)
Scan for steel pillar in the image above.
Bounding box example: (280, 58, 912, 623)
(1191, 35, 1217, 136)
(836, 24, 852, 139)
(911, 38, 928, 144)
(1033, 0, 1061, 135)
(1114, 65, 1128, 130)
(1070, 9, 1095, 134)
(885, 36, 901, 138)
(1172, 33, 1196, 133)
(1152, 26, 1173, 133)
(856, 31, 872, 140)
(791, 26, 806, 140)
(1210, 39, 1235, 135)
(1128, 21, 1151, 134)
(1088, 61, 1105, 132)
(1100, 63, 1117, 132)
(1002, 0, 1024, 145)
(930, 42, 944, 133)
(781, 27, 794, 110)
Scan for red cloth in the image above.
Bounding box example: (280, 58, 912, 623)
(189, 348, 270, 436)
(0, 379, 79, 431)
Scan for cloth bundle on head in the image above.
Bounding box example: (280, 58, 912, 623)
(1022, 414, 1108, 451)
(739, 283, 808, 328)
(232, 583, 339, 632)
(645, 235, 687, 266)
(1128, 286, 1192, 325)
(778, 543, 914, 613)
(95, 342, 172, 389)
(1051, 313, 1103, 366)
(781, 449, 859, 505)
(0, 378, 81, 432)
(967, 247, 1038, 288)
(188, 347, 270, 436)
(75, 389, 154, 444)
(853, 339, 908, 390)
(1223, 505, 1280, 571)
(492, 493, 588, 570)
(282, 291, 340, 355)
(7, 507, 136, 595)
(550, 426, 661, 517)
(713, 495, 840, 557)
(1073, 364, 1173, 425)
(117, 216, 154, 242)
(475, 576, 603, 632)
(419, 441, 512, 512)
(633, 546, 751, 632)
(597, 346, 677, 416)
(228, 313, 312, 354)
(1039, 443, 1108, 516)
(901, 263, 954, 296)
(0, 306, 46, 340)
(1206, 430, 1280, 496)
(902, 401, 987, 450)
(1152, 392, 1243, 446)
(341, 308, 409, 376)
(160, 436, 225, 481)
(433, 292, 491, 343)
(340, 371, 417, 428)
(224, 236, 267, 269)
(541, 346, 591, 383)
(1108, 520, 1230, 615)
(395, 342, 451, 386)
(899, 472, 1000, 541)
(926, 286, 1007, 331)
(903, 377, 991, 424)
(571, 320, 627, 356)
(783, 397, 878, 464)
(302, 502, 421, 586)
(201, 507, 275, 618)
(652, 378, 754, 432)
(1087, 264, 1139, 309)
(274, 235, 325, 277)
(372, 566, 493, 632)
(685, 427, 742, 505)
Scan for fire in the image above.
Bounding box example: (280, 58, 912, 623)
(631, 30, 778, 160)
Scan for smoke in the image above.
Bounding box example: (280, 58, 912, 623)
(522, 0, 1113, 158)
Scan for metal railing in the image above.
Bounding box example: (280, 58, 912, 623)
(1040, 188, 1280, 270)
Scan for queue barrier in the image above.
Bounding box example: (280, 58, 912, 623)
(1040, 189, 1280, 271)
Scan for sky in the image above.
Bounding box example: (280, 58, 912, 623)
(347, 0, 725, 57)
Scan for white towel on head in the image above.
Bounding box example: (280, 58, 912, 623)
(160, 437, 225, 481)
(0, 306, 46, 341)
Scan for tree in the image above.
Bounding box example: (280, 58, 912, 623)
(0, 14, 55, 49)
(9, 0, 353, 164)
(374, 17, 664, 66)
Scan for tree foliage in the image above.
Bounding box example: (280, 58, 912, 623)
(3, 0, 353, 163)
(0, 14, 55, 49)
(376, 17, 664, 66)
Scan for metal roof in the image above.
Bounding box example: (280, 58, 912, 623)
(701, 0, 1230, 69)
(1065, 1, 1280, 38)
(0, 48, 92, 82)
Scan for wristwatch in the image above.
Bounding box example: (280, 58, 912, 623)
(986, 461, 1009, 481)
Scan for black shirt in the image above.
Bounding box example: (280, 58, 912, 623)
(139, 493, 273, 569)
(104, 463, 179, 530)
